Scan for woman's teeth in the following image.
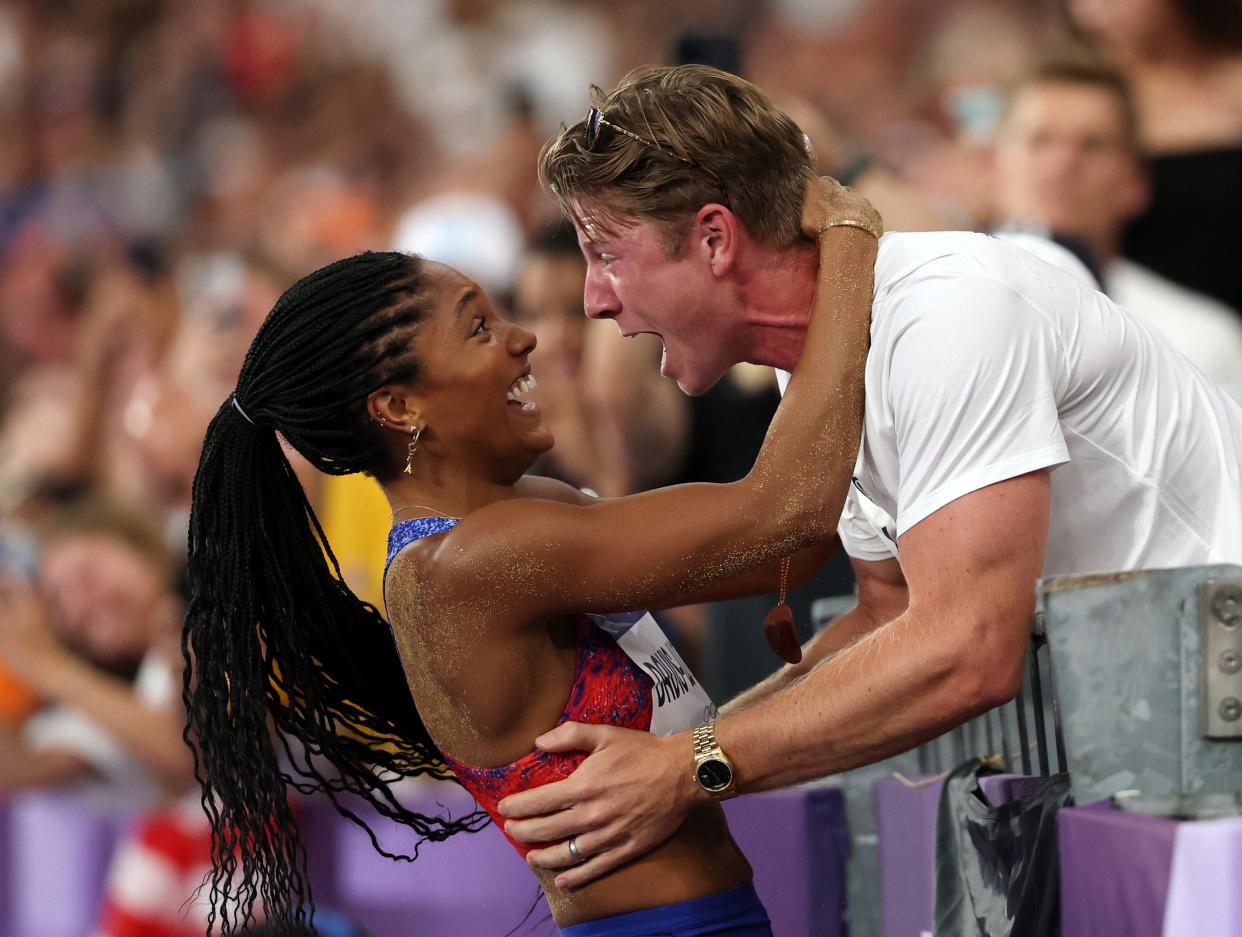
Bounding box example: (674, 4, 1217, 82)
(507, 374, 538, 404)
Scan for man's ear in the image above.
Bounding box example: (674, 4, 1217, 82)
(694, 204, 739, 277)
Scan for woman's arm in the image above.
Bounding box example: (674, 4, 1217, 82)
(437, 179, 877, 623)
(514, 475, 841, 605)
(660, 537, 841, 606)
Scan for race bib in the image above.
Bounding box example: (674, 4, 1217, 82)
(589, 611, 718, 735)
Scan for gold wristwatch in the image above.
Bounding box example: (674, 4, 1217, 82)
(692, 722, 737, 798)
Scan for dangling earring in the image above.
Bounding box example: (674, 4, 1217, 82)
(403, 425, 422, 474)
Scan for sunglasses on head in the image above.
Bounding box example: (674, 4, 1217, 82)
(583, 106, 729, 205)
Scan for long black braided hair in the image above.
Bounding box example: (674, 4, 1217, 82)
(183, 251, 489, 936)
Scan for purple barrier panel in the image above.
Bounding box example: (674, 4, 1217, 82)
(724, 786, 849, 937)
(320, 782, 539, 937)
(308, 783, 850, 937)
(0, 795, 11, 937)
(7, 790, 130, 937)
(873, 775, 943, 937)
(1058, 801, 1177, 937)
(977, 774, 1041, 809)
(299, 795, 346, 911)
(1163, 815, 1242, 936)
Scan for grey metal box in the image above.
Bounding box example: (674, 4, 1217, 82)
(1038, 564, 1242, 805)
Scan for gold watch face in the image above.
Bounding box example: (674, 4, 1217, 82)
(696, 757, 734, 793)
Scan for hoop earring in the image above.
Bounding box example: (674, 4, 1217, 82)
(403, 426, 422, 475)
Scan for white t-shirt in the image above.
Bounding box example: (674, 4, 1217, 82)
(993, 229, 1242, 386)
(1107, 258, 1242, 388)
(777, 231, 1242, 576)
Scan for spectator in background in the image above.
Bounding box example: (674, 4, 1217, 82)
(144, 251, 288, 528)
(93, 795, 217, 937)
(772, 2, 1050, 235)
(0, 231, 91, 390)
(63, 248, 182, 504)
(1063, 0, 1242, 314)
(513, 223, 689, 496)
(904, 0, 1046, 229)
(0, 497, 191, 812)
(993, 54, 1242, 386)
(781, 95, 952, 234)
(0, 240, 185, 519)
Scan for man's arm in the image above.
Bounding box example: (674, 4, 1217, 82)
(0, 583, 193, 795)
(501, 470, 1049, 888)
(722, 554, 908, 716)
(713, 471, 1044, 790)
(26, 651, 193, 794)
(0, 723, 90, 790)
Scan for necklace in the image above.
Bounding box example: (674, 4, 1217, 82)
(762, 555, 802, 665)
(390, 503, 462, 522)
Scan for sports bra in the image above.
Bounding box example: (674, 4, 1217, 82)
(384, 516, 717, 856)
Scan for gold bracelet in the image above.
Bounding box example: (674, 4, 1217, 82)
(819, 216, 884, 240)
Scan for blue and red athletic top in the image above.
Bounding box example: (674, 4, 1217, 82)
(385, 517, 706, 856)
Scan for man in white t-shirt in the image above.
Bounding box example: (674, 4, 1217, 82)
(992, 54, 1242, 386)
(498, 64, 1242, 887)
(782, 231, 1241, 574)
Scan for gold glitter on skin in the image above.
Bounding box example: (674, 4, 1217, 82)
(375, 179, 877, 926)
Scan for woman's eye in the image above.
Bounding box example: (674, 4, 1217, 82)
(472, 317, 488, 336)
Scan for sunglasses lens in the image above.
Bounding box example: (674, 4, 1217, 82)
(585, 108, 602, 150)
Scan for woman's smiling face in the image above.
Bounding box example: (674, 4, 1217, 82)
(404, 262, 554, 479)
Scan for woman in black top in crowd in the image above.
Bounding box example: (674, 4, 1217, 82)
(1064, 0, 1242, 314)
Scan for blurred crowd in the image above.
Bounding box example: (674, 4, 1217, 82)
(0, 0, 1240, 934)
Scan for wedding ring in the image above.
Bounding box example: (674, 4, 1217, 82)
(567, 836, 586, 865)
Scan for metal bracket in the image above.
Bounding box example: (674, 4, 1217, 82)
(1200, 579, 1242, 739)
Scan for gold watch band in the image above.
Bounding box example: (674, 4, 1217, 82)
(692, 721, 736, 798)
(693, 722, 721, 759)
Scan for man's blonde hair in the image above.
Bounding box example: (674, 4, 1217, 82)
(539, 65, 814, 255)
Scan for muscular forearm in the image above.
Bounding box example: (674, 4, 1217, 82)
(721, 603, 883, 716)
(716, 476, 1045, 790)
(717, 606, 1002, 792)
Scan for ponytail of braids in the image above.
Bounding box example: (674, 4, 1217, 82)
(183, 252, 488, 936)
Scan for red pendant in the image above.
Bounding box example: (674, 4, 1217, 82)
(763, 602, 802, 664)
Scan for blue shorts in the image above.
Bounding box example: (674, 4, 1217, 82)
(559, 882, 773, 937)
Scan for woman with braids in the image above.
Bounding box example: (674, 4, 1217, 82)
(183, 176, 880, 937)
